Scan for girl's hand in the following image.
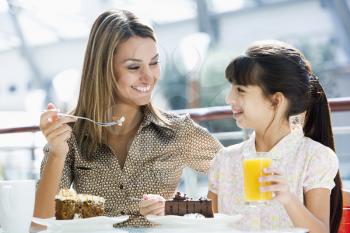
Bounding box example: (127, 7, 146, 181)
(40, 103, 76, 158)
(259, 167, 293, 205)
(139, 194, 165, 216)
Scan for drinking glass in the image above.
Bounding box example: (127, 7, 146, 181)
(242, 152, 273, 230)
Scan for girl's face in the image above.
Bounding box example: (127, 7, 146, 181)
(113, 36, 160, 107)
(226, 84, 276, 131)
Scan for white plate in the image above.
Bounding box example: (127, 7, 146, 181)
(146, 213, 241, 228)
(32, 215, 129, 231)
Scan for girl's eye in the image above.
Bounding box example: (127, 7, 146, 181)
(237, 87, 245, 93)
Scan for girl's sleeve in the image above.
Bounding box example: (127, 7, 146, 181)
(303, 146, 339, 192)
(208, 149, 224, 194)
(181, 115, 223, 173)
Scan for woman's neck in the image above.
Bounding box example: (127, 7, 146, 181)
(254, 120, 291, 152)
(110, 103, 143, 136)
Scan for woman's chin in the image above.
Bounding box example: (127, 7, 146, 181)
(135, 99, 152, 106)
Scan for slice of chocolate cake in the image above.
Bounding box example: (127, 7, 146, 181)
(165, 192, 214, 218)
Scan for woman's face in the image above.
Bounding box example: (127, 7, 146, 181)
(113, 36, 160, 107)
(225, 84, 275, 131)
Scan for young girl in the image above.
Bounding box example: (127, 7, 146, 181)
(208, 40, 342, 232)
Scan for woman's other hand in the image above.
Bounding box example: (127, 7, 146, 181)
(139, 194, 165, 216)
(40, 103, 76, 158)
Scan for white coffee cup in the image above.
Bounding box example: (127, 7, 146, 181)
(0, 180, 35, 233)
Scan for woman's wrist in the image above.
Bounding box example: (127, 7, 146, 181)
(48, 150, 67, 163)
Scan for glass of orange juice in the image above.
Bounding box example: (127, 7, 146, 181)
(243, 152, 273, 203)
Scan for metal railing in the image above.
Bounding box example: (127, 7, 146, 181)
(1, 97, 350, 135)
(0, 97, 349, 191)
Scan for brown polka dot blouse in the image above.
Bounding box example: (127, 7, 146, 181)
(39, 109, 223, 227)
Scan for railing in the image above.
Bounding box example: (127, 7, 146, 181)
(0, 97, 349, 194)
(1, 97, 350, 135)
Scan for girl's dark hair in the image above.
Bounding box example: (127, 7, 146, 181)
(225, 40, 342, 232)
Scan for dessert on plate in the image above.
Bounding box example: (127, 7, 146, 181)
(55, 188, 105, 220)
(164, 192, 214, 218)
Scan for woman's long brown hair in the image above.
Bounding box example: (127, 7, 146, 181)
(73, 10, 167, 158)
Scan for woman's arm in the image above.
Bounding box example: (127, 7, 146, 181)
(208, 191, 218, 213)
(182, 116, 223, 172)
(34, 154, 66, 217)
(34, 104, 75, 218)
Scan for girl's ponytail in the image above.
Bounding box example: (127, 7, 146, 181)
(303, 76, 343, 233)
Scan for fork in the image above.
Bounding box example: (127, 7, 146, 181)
(129, 197, 142, 202)
(57, 113, 125, 127)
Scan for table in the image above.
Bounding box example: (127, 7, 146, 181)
(29, 226, 308, 233)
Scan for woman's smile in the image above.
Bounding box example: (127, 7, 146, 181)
(131, 84, 152, 93)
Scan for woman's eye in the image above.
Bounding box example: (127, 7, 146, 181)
(128, 66, 140, 70)
(150, 61, 160, 66)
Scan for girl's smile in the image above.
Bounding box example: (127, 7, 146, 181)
(231, 108, 244, 119)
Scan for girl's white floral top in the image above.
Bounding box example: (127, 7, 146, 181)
(208, 128, 338, 229)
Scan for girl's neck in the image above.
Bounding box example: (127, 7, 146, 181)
(110, 103, 143, 136)
(255, 120, 291, 152)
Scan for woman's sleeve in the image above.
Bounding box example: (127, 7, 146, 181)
(181, 115, 223, 173)
(303, 146, 339, 192)
(38, 138, 75, 189)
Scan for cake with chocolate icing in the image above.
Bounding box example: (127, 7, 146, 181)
(165, 192, 214, 218)
(55, 189, 105, 220)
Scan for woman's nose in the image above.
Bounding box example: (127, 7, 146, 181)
(140, 67, 153, 82)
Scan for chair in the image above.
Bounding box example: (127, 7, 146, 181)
(340, 189, 350, 233)
(344, 189, 350, 207)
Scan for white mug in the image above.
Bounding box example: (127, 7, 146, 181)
(0, 180, 35, 233)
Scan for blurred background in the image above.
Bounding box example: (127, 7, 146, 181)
(0, 0, 349, 197)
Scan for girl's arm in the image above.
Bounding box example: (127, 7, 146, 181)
(261, 167, 330, 233)
(208, 191, 218, 213)
(283, 189, 330, 233)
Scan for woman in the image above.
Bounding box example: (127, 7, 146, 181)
(35, 9, 222, 226)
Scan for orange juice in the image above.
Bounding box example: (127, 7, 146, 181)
(243, 157, 272, 202)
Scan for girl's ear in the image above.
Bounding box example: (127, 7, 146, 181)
(270, 92, 285, 109)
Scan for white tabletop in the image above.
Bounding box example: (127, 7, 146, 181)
(28, 226, 308, 233)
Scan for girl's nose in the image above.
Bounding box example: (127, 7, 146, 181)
(225, 95, 231, 105)
(225, 89, 236, 105)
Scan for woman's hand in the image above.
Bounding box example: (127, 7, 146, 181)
(259, 167, 293, 205)
(139, 194, 165, 216)
(40, 103, 76, 158)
